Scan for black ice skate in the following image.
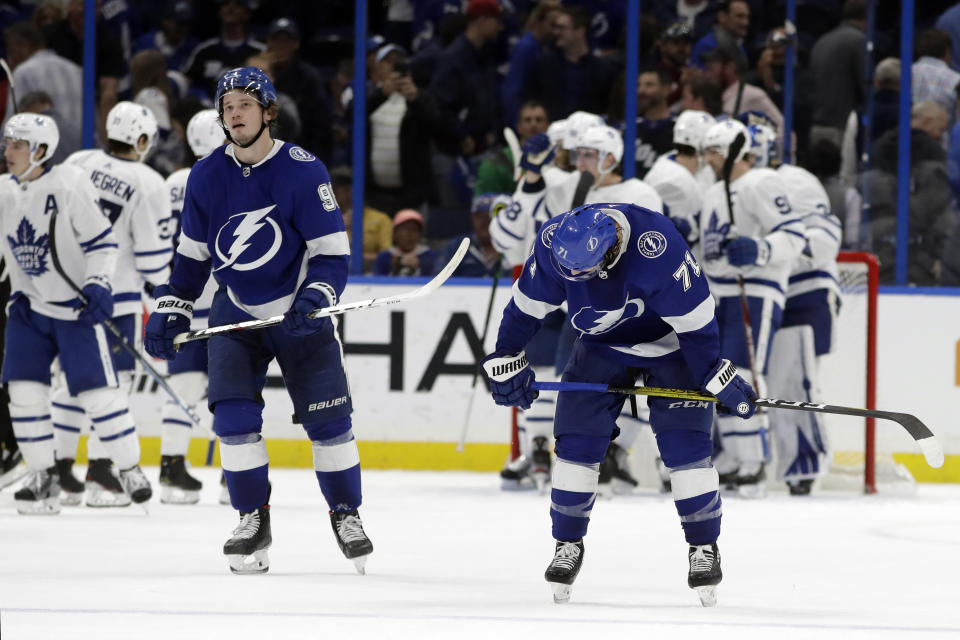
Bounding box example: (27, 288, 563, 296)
(735, 462, 766, 499)
(499, 454, 534, 491)
(159, 455, 202, 504)
(55, 458, 84, 506)
(688, 543, 722, 607)
(598, 443, 638, 496)
(85, 458, 131, 507)
(119, 465, 153, 508)
(787, 478, 814, 496)
(544, 539, 584, 604)
(330, 509, 373, 574)
(530, 436, 551, 494)
(0, 446, 27, 490)
(224, 505, 272, 574)
(14, 466, 61, 515)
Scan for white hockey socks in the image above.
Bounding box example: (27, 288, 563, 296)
(716, 369, 769, 467)
(8, 381, 54, 471)
(51, 384, 87, 461)
(77, 386, 140, 469)
(160, 371, 209, 456)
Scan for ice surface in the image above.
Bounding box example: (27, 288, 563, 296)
(2, 469, 959, 639)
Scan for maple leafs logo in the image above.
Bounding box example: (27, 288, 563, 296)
(702, 210, 731, 261)
(7, 217, 50, 277)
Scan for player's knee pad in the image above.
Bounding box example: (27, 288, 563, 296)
(213, 399, 263, 438)
(311, 428, 360, 473)
(220, 433, 268, 472)
(302, 415, 351, 442)
(76, 386, 135, 439)
(553, 433, 610, 465)
(165, 371, 208, 406)
(7, 381, 52, 438)
(656, 429, 713, 468)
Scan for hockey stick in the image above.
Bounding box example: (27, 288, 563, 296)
(531, 381, 945, 469)
(174, 237, 471, 345)
(504, 127, 522, 180)
(47, 210, 204, 427)
(0, 58, 16, 113)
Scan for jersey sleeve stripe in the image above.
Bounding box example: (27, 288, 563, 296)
(137, 264, 171, 274)
(78, 227, 113, 249)
(495, 216, 524, 240)
(134, 248, 174, 257)
(306, 231, 350, 257)
(177, 236, 211, 261)
(512, 280, 560, 319)
(661, 296, 716, 334)
(808, 226, 840, 243)
(770, 220, 804, 233)
(84, 242, 119, 253)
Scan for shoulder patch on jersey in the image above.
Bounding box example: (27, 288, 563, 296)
(637, 230, 667, 258)
(541, 222, 559, 248)
(289, 146, 315, 162)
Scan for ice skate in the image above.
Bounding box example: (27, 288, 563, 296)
(224, 505, 271, 574)
(688, 543, 722, 607)
(159, 455, 202, 504)
(787, 478, 814, 496)
(544, 539, 584, 604)
(735, 462, 766, 499)
(530, 436, 551, 494)
(330, 509, 374, 574)
(14, 467, 61, 515)
(0, 447, 27, 490)
(119, 465, 153, 507)
(499, 455, 534, 491)
(55, 458, 84, 506)
(84, 458, 131, 507)
(598, 443, 638, 497)
(219, 471, 231, 505)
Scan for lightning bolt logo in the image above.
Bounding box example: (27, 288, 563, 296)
(214, 205, 282, 272)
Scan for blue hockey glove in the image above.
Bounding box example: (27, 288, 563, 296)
(144, 284, 194, 360)
(281, 286, 332, 337)
(481, 350, 538, 410)
(704, 359, 757, 418)
(519, 133, 555, 173)
(76, 281, 114, 326)
(725, 236, 771, 267)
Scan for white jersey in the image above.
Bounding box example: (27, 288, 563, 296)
(643, 152, 703, 254)
(696, 164, 716, 192)
(777, 164, 842, 300)
(0, 165, 118, 321)
(490, 166, 569, 267)
(166, 167, 217, 329)
(699, 167, 806, 306)
(66, 149, 173, 316)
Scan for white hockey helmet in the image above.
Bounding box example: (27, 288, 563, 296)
(186, 109, 225, 158)
(546, 118, 567, 146)
(673, 110, 717, 152)
(702, 119, 750, 163)
(746, 123, 777, 167)
(562, 111, 604, 150)
(106, 101, 159, 161)
(3, 112, 60, 178)
(576, 124, 624, 164)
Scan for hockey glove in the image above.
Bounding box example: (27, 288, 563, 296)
(281, 286, 332, 337)
(481, 350, 538, 410)
(144, 284, 194, 360)
(725, 236, 771, 267)
(704, 359, 757, 418)
(76, 280, 114, 326)
(519, 133, 556, 173)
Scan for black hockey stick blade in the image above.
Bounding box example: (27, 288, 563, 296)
(532, 381, 945, 469)
(571, 170, 595, 208)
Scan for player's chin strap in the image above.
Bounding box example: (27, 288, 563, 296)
(225, 120, 269, 149)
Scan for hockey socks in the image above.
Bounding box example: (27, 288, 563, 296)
(669, 461, 722, 545)
(220, 434, 270, 512)
(311, 431, 362, 512)
(8, 382, 55, 471)
(549, 457, 599, 541)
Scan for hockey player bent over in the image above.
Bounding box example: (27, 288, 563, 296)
(144, 67, 373, 575)
(481, 203, 757, 606)
(0, 114, 153, 514)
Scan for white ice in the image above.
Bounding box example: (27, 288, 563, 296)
(2, 469, 959, 640)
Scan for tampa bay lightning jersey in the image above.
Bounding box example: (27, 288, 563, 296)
(166, 166, 218, 329)
(496, 203, 721, 383)
(170, 140, 350, 319)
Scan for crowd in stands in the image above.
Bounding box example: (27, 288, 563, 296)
(1, 0, 959, 284)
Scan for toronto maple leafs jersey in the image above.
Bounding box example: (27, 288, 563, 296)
(489, 166, 569, 267)
(777, 164, 842, 300)
(170, 140, 350, 319)
(699, 168, 806, 306)
(696, 165, 716, 192)
(0, 165, 118, 321)
(167, 167, 217, 329)
(66, 149, 173, 316)
(496, 203, 721, 383)
(643, 152, 703, 251)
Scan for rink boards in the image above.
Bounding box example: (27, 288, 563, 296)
(115, 279, 959, 481)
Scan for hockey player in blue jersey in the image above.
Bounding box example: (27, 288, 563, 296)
(144, 67, 373, 575)
(481, 202, 757, 606)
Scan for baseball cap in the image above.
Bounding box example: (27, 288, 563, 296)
(471, 193, 497, 213)
(268, 18, 300, 39)
(466, 0, 502, 19)
(393, 209, 424, 228)
(375, 44, 407, 63)
(662, 21, 693, 42)
(366, 35, 386, 53)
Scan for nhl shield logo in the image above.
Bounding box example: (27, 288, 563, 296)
(637, 230, 667, 258)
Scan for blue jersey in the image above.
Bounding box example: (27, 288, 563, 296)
(497, 203, 721, 383)
(170, 141, 350, 319)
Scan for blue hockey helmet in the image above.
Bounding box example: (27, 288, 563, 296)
(215, 66, 278, 119)
(549, 205, 619, 281)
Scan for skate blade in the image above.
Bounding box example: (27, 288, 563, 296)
(160, 486, 200, 505)
(550, 582, 572, 604)
(352, 555, 368, 575)
(15, 498, 61, 515)
(0, 463, 28, 489)
(59, 491, 83, 506)
(228, 549, 270, 574)
(737, 483, 767, 499)
(695, 585, 717, 607)
(85, 489, 132, 508)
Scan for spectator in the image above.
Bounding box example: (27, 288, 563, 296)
(632, 68, 677, 178)
(130, 49, 180, 176)
(475, 99, 549, 196)
(912, 29, 960, 130)
(867, 101, 954, 285)
(365, 43, 440, 214)
(653, 0, 721, 43)
(682, 74, 725, 117)
(935, 2, 960, 74)
(244, 53, 302, 147)
(181, 0, 264, 100)
(374, 209, 439, 276)
(446, 194, 503, 277)
(332, 166, 393, 273)
(428, 0, 503, 158)
(689, 0, 750, 69)
(807, 138, 863, 249)
(501, 0, 560, 129)
(133, 0, 198, 74)
(265, 17, 333, 163)
(169, 97, 206, 166)
(809, 0, 867, 147)
(527, 5, 616, 121)
(2, 21, 82, 126)
(657, 21, 695, 109)
(16, 90, 82, 163)
(840, 57, 900, 184)
(32, 1, 64, 29)
(43, 0, 125, 143)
